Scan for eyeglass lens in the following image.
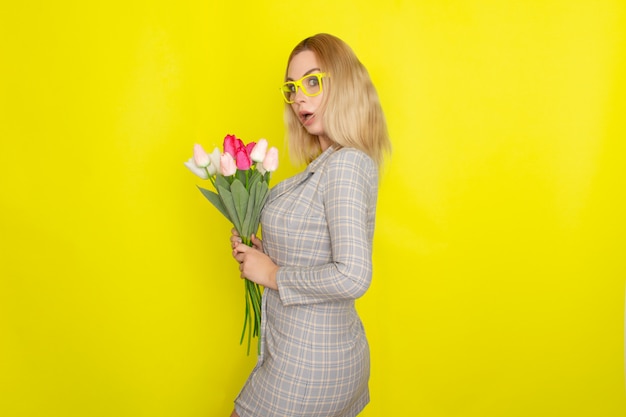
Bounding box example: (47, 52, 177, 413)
(282, 74, 322, 103)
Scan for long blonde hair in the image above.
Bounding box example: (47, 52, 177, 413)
(284, 33, 391, 169)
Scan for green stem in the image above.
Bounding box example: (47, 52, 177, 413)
(247, 282, 253, 355)
(238, 237, 263, 355)
(240, 282, 249, 346)
(248, 282, 261, 337)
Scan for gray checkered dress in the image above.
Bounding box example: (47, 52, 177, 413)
(234, 146, 378, 417)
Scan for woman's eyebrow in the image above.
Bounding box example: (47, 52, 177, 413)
(286, 67, 322, 81)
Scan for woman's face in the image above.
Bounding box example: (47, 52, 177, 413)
(287, 50, 329, 146)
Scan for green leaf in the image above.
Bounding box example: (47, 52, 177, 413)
(247, 182, 269, 238)
(230, 179, 249, 233)
(197, 186, 231, 221)
(235, 169, 247, 185)
(248, 170, 262, 189)
(257, 181, 270, 208)
(240, 181, 258, 238)
(254, 182, 270, 215)
(217, 185, 242, 232)
(215, 174, 231, 190)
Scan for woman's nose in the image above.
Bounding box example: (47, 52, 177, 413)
(294, 87, 307, 102)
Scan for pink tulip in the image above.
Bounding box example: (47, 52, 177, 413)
(220, 153, 237, 176)
(192, 144, 210, 167)
(262, 147, 279, 172)
(245, 141, 256, 158)
(235, 147, 252, 170)
(224, 134, 247, 156)
(223, 134, 239, 158)
(250, 138, 268, 163)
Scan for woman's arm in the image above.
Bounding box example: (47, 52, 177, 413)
(276, 149, 378, 305)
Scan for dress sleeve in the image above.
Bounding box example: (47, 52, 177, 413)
(276, 149, 378, 306)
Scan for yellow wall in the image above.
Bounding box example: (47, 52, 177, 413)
(1, 1, 624, 416)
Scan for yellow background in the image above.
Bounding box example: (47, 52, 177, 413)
(1, 1, 625, 416)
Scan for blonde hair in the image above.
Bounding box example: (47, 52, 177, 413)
(284, 33, 391, 169)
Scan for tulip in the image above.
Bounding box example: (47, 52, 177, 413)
(235, 147, 252, 170)
(262, 147, 279, 172)
(193, 143, 211, 168)
(207, 147, 221, 176)
(220, 153, 237, 176)
(245, 141, 256, 157)
(224, 134, 244, 158)
(250, 138, 268, 163)
(184, 158, 209, 179)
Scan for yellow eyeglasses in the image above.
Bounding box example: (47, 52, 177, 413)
(280, 73, 328, 104)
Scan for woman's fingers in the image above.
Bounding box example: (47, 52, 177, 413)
(233, 243, 249, 259)
(233, 245, 249, 278)
(250, 234, 263, 251)
(230, 228, 242, 248)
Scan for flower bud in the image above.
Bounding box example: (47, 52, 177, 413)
(207, 147, 221, 176)
(223, 134, 238, 158)
(235, 147, 252, 170)
(220, 153, 237, 176)
(184, 158, 209, 179)
(192, 144, 210, 168)
(250, 138, 268, 163)
(262, 147, 279, 172)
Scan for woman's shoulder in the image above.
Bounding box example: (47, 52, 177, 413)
(321, 147, 378, 188)
(327, 147, 376, 170)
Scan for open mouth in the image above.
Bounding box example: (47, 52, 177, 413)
(300, 111, 314, 125)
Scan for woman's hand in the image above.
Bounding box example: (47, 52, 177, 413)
(230, 229, 277, 290)
(230, 228, 263, 252)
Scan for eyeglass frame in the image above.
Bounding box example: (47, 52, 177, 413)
(280, 72, 329, 104)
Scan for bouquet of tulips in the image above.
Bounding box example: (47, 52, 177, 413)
(184, 134, 278, 354)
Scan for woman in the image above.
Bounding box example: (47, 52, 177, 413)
(230, 33, 391, 417)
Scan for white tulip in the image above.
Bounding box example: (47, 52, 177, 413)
(184, 158, 209, 180)
(250, 138, 268, 163)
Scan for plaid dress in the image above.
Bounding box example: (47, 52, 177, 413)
(234, 146, 379, 417)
